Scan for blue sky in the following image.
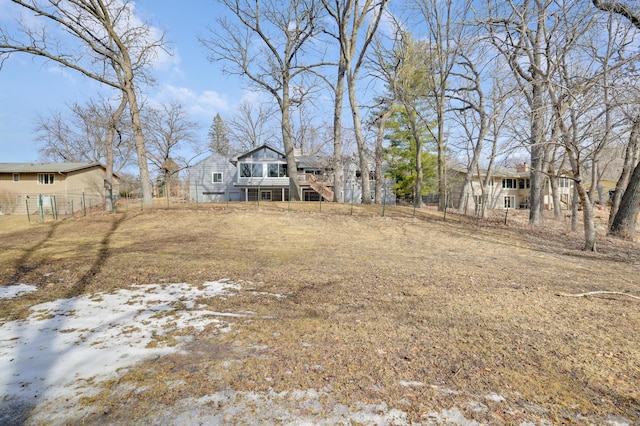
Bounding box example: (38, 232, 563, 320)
(0, 0, 248, 163)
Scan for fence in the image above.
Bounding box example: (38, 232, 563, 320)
(15, 192, 106, 223)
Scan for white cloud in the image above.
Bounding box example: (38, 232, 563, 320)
(152, 84, 230, 120)
(46, 65, 77, 84)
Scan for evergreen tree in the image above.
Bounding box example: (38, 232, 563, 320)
(385, 106, 437, 200)
(208, 113, 231, 156)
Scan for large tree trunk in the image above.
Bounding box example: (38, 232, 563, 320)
(347, 75, 372, 204)
(436, 100, 447, 211)
(104, 96, 127, 211)
(529, 79, 546, 226)
(567, 148, 597, 251)
(282, 83, 301, 201)
(332, 60, 346, 203)
(609, 161, 640, 240)
(123, 83, 153, 207)
(407, 109, 424, 208)
(373, 106, 393, 205)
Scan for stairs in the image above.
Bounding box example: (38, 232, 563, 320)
(308, 174, 334, 202)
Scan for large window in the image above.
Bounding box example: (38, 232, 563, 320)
(38, 173, 55, 185)
(558, 177, 570, 188)
(240, 163, 264, 177)
(212, 172, 223, 183)
(268, 164, 287, 178)
(518, 178, 530, 189)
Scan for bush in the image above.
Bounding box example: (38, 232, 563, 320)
(0, 190, 17, 215)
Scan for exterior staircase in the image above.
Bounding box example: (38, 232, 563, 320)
(308, 174, 334, 202)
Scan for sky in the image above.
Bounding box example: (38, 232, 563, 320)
(0, 1, 250, 164)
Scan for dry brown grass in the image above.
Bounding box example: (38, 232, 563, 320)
(1, 202, 639, 424)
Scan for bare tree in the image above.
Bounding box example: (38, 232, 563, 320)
(411, 0, 470, 211)
(227, 100, 277, 152)
(202, 0, 328, 201)
(450, 50, 511, 215)
(35, 95, 132, 210)
(322, 0, 389, 204)
(590, 0, 640, 239)
(485, 0, 559, 226)
(143, 102, 198, 200)
(0, 0, 165, 206)
(35, 97, 133, 171)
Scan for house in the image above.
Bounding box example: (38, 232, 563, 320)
(188, 144, 395, 204)
(452, 163, 574, 212)
(0, 162, 119, 215)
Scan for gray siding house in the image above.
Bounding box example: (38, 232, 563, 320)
(188, 153, 241, 202)
(188, 144, 395, 204)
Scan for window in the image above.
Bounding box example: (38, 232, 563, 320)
(518, 178, 530, 189)
(240, 163, 251, 177)
(502, 178, 516, 189)
(558, 177, 570, 188)
(252, 164, 263, 177)
(240, 163, 264, 177)
(212, 172, 223, 183)
(474, 195, 483, 205)
(504, 196, 515, 209)
(268, 164, 287, 178)
(261, 190, 272, 201)
(487, 179, 494, 187)
(38, 173, 55, 185)
(13, 173, 19, 182)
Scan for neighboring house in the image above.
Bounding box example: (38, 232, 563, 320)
(0, 162, 119, 215)
(188, 144, 396, 204)
(452, 163, 574, 212)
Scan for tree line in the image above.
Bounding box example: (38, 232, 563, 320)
(2, 0, 640, 251)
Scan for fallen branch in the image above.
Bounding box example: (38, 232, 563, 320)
(556, 291, 640, 301)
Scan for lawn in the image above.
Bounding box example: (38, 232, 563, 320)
(1, 203, 638, 424)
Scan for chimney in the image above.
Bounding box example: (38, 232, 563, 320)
(516, 163, 529, 173)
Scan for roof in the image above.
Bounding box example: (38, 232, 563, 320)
(232, 144, 286, 162)
(0, 162, 105, 174)
(296, 155, 331, 169)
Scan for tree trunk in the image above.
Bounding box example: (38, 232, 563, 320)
(609, 161, 640, 240)
(347, 75, 372, 204)
(104, 96, 128, 212)
(281, 83, 301, 201)
(406, 108, 424, 209)
(567, 147, 597, 251)
(609, 114, 640, 227)
(332, 60, 346, 203)
(571, 183, 579, 232)
(374, 107, 393, 205)
(124, 83, 153, 207)
(436, 100, 447, 211)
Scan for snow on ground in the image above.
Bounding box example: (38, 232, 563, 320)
(1, 281, 632, 425)
(0, 280, 241, 424)
(0, 284, 37, 299)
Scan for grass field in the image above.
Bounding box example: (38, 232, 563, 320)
(1, 202, 639, 424)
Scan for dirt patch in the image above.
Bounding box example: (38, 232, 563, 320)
(1, 203, 638, 424)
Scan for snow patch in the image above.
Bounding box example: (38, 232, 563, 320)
(0, 284, 37, 299)
(0, 280, 242, 424)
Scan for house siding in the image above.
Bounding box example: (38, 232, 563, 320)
(188, 154, 240, 202)
(0, 164, 117, 215)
